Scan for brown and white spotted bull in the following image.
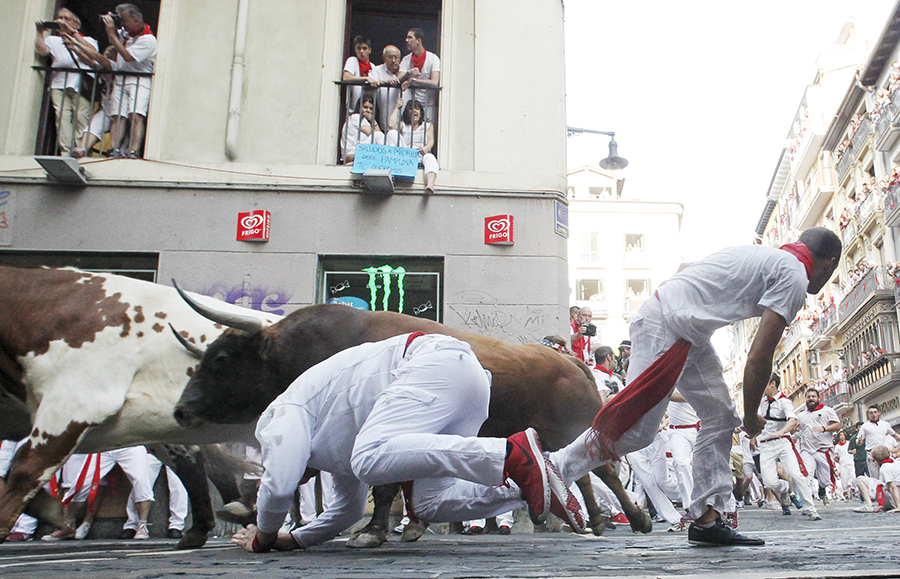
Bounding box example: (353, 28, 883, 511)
(172, 291, 652, 546)
(0, 266, 280, 547)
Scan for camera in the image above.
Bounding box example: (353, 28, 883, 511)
(583, 323, 597, 337)
(101, 13, 123, 28)
(40, 21, 60, 29)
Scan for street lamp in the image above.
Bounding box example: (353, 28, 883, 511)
(566, 127, 628, 171)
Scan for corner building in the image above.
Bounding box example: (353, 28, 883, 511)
(0, 0, 572, 342)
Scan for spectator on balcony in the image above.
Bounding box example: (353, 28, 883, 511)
(368, 45, 403, 132)
(339, 95, 384, 164)
(102, 4, 157, 159)
(388, 99, 439, 193)
(343, 35, 374, 113)
(399, 28, 440, 123)
(869, 343, 884, 358)
(34, 8, 98, 156)
(63, 45, 118, 158)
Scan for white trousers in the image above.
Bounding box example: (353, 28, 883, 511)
(626, 434, 682, 525)
(347, 347, 523, 522)
(758, 438, 814, 512)
(382, 130, 440, 175)
(299, 471, 334, 523)
(667, 426, 697, 507)
(551, 297, 739, 519)
(125, 454, 187, 530)
(799, 448, 834, 491)
(62, 447, 154, 504)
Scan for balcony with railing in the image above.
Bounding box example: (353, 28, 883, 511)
(875, 86, 900, 151)
(821, 380, 851, 411)
(783, 316, 812, 354)
(839, 266, 886, 323)
(335, 81, 440, 166)
(856, 188, 882, 231)
(809, 302, 838, 347)
(34, 66, 154, 158)
(835, 118, 872, 184)
(885, 177, 900, 227)
(840, 217, 857, 246)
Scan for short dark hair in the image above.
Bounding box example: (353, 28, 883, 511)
(805, 387, 819, 397)
(868, 404, 880, 411)
(353, 35, 371, 48)
(595, 345, 614, 361)
(769, 373, 781, 387)
(409, 28, 426, 43)
(116, 3, 143, 21)
(799, 227, 842, 261)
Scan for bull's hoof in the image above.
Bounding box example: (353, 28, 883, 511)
(588, 513, 609, 536)
(400, 522, 427, 542)
(629, 510, 652, 534)
(216, 501, 256, 526)
(347, 528, 387, 548)
(176, 527, 209, 550)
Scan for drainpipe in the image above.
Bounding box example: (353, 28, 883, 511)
(225, 0, 250, 161)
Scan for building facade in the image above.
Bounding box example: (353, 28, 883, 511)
(0, 0, 573, 344)
(566, 165, 683, 349)
(740, 7, 900, 429)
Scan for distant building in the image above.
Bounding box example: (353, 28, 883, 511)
(566, 165, 683, 348)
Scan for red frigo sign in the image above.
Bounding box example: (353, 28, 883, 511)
(484, 214, 514, 245)
(236, 210, 270, 242)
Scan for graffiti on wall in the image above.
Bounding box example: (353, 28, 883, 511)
(0, 190, 12, 246)
(197, 283, 290, 315)
(447, 290, 558, 345)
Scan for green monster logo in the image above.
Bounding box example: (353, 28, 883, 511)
(362, 265, 406, 313)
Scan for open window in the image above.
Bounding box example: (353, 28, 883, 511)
(337, 0, 442, 164)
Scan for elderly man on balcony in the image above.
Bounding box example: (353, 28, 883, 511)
(34, 8, 98, 156)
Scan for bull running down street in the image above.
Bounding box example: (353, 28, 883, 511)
(1, 500, 898, 578)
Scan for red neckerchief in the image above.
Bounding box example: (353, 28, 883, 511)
(358, 59, 372, 76)
(808, 402, 824, 412)
(595, 365, 613, 376)
(871, 419, 880, 424)
(837, 441, 847, 446)
(883, 458, 895, 464)
(411, 50, 427, 71)
(765, 396, 775, 403)
(124, 23, 153, 40)
(779, 242, 813, 280)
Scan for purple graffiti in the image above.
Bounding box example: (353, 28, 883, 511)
(197, 284, 290, 315)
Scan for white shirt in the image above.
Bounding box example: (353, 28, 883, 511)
(667, 397, 699, 427)
(655, 246, 808, 345)
(399, 51, 441, 117)
(368, 64, 402, 127)
(858, 420, 897, 452)
(796, 404, 840, 452)
(757, 393, 796, 442)
(878, 459, 900, 485)
(115, 28, 157, 75)
(340, 113, 376, 160)
(592, 368, 622, 398)
(45, 35, 98, 90)
(834, 441, 853, 467)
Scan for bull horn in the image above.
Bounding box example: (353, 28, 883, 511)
(172, 279, 264, 334)
(169, 323, 205, 359)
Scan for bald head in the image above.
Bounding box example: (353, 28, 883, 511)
(383, 45, 401, 73)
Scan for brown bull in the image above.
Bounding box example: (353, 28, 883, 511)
(173, 296, 651, 544)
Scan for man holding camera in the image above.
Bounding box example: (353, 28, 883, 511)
(34, 8, 98, 155)
(570, 306, 597, 368)
(102, 4, 157, 158)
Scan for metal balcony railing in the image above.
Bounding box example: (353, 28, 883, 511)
(810, 302, 838, 339)
(838, 266, 883, 319)
(841, 219, 857, 246)
(335, 81, 440, 165)
(886, 181, 900, 225)
(34, 65, 153, 157)
(856, 191, 880, 226)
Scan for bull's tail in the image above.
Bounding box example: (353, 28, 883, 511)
(587, 339, 691, 461)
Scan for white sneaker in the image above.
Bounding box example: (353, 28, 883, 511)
(853, 504, 879, 513)
(803, 510, 822, 521)
(75, 522, 91, 540)
(134, 522, 150, 540)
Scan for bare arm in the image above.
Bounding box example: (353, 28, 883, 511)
(421, 122, 435, 155)
(411, 69, 440, 89)
(63, 33, 112, 70)
(742, 308, 787, 438)
(670, 390, 687, 404)
(34, 24, 50, 56)
(388, 99, 402, 131)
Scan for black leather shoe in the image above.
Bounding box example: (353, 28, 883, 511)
(166, 529, 184, 539)
(688, 519, 764, 546)
(119, 528, 137, 540)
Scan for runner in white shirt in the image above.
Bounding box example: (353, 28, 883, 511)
(666, 391, 700, 515)
(834, 430, 856, 498)
(756, 375, 820, 520)
(856, 405, 900, 478)
(231, 333, 584, 553)
(549, 227, 841, 546)
(796, 388, 841, 504)
(854, 445, 900, 512)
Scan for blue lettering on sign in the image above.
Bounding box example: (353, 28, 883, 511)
(351, 144, 419, 179)
(0, 191, 9, 207)
(327, 296, 370, 310)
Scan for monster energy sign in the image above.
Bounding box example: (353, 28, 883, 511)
(323, 262, 440, 321)
(363, 265, 406, 313)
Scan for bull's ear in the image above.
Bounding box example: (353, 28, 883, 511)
(258, 329, 277, 362)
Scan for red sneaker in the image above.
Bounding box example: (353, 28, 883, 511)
(41, 526, 76, 541)
(610, 513, 629, 525)
(546, 458, 586, 533)
(505, 428, 550, 523)
(6, 532, 33, 542)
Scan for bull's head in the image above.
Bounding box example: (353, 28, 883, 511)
(171, 281, 282, 427)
